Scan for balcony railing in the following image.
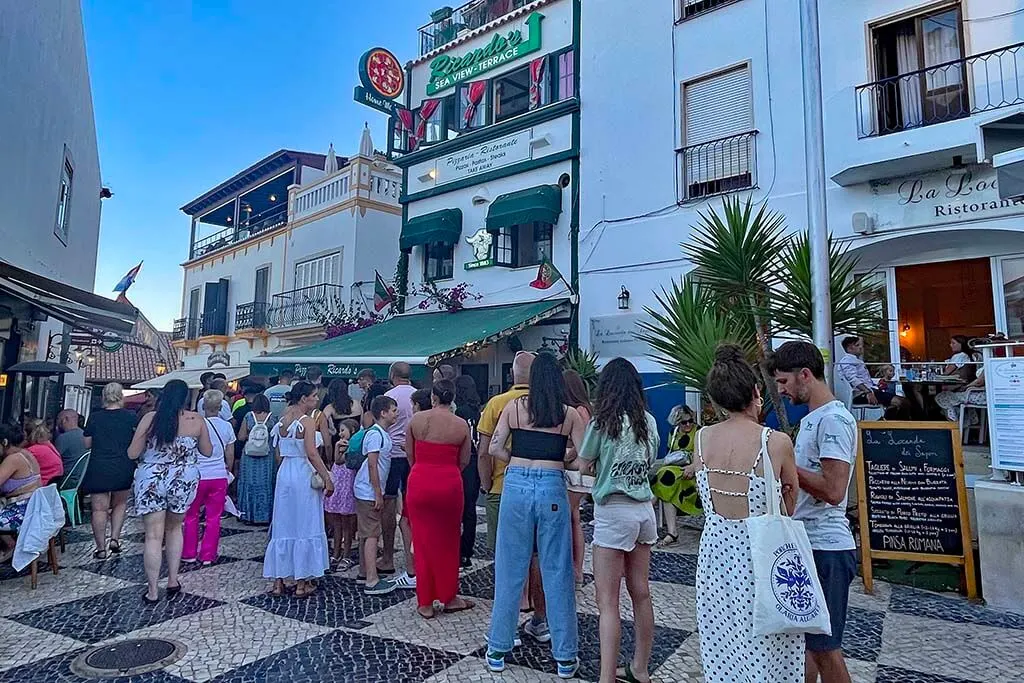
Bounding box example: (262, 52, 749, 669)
(856, 42, 1024, 138)
(199, 311, 229, 337)
(189, 204, 288, 260)
(679, 0, 743, 21)
(235, 302, 269, 331)
(172, 317, 200, 342)
(268, 284, 345, 330)
(679, 130, 757, 202)
(418, 0, 530, 56)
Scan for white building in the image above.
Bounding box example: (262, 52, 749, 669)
(158, 128, 402, 387)
(580, 0, 1024, 377)
(258, 0, 580, 396)
(0, 0, 137, 421)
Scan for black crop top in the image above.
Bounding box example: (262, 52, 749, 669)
(509, 398, 569, 462)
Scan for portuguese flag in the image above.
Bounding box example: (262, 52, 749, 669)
(373, 271, 396, 312)
(530, 257, 562, 290)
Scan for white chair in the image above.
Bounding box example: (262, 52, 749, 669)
(835, 374, 885, 421)
(959, 390, 988, 445)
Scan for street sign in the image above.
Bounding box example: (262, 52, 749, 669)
(353, 85, 402, 116)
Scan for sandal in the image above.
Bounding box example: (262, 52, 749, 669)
(440, 598, 475, 614)
(108, 539, 122, 554)
(616, 663, 651, 683)
(417, 606, 436, 619)
(93, 548, 109, 560)
(268, 581, 284, 597)
(656, 533, 678, 548)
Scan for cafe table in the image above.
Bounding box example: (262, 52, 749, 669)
(895, 376, 965, 420)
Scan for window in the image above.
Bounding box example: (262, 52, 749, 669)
(870, 6, 966, 135)
(494, 66, 533, 122)
(424, 242, 454, 281)
(54, 154, 74, 242)
(294, 252, 341, 290)
(555, 50, 575, 100)
(492, 222, 553, 268)
(420, 100, 445, 144)
(680, 0, 743, 21)
(681, 64, 755, 200)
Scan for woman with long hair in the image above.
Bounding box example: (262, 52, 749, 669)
(453, 375, 481, 568)
(0, 423, 41, 559)
(486, 352, 588, 679)
(361, 381, 388, 429)
(405, 379, 474, 618)
(82, 383, 140, 558)
(578, 358, 660, 683)
(694, 345, 802, 682)
(236, 394, 275, 525)
(561, 369, 592, 584)
(263, 381, 335, 598)
(128, 379, 213, 604)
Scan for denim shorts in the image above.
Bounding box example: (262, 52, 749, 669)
(806, 549, 858, 652)
(384, 457, 410, 498)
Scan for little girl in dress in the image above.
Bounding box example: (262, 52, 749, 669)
(324, 420, 359, 571)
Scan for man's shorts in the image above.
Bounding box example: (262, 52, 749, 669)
(806, 549, 858, 652)
(384, 456, 410, 498)
(592, 497, 658, 552)
(485, 493, 501, 551)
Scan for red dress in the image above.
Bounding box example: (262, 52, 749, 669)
(406, 440, 464, 608)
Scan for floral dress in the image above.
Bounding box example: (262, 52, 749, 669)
(132, 437, 201, 516)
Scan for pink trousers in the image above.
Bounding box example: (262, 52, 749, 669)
(182, 478, 228, 563)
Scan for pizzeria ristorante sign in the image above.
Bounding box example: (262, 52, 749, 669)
(426, 12, 544, 96)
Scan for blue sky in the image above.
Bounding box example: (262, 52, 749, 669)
(83, 0, 434, 329)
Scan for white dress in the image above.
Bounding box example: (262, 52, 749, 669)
(694, 427, 803, 682)
(262, 417, 329, 580)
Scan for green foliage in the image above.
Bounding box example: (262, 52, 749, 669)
(636, 278, 757, 393)
(562, 347, 600, 395)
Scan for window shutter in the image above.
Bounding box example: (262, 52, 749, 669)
(684, 65, 752, 145)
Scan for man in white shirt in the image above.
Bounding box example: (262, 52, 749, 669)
(354, 395, 399, 596)
(263, 370, 294, 427)
(770, 341, 858, 683)
(836, 336, 906, 418)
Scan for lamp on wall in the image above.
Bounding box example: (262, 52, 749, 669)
(900, 323, 911, 338)
(154, 359, 167, 376)
(617, 286, 631, 311)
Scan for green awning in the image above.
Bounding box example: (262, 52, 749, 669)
(249, 299, 569, 371)
(400, 208, 463, 253)
(485, 185, 563, 232)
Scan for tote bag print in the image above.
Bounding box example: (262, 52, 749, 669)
(748, 435, 831, 637)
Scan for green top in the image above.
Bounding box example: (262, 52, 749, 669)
(579, 412, 659, 505)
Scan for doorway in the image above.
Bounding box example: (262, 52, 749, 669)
(460, 363, 490, 403)
(894, 258, 995, 362)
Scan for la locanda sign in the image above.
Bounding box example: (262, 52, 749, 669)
(426, 12, 544, 95)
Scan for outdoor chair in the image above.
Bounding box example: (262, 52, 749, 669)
(5, 485, 65, 589)
(58, 450, 90, 528)
(959, 390, 988, 445)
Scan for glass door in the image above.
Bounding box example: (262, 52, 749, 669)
(855, 268, 901, 385)
(993, 254, 1024, 356)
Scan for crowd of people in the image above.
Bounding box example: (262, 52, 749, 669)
(0, 340, 867, 683)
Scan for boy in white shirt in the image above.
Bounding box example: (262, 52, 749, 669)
(354, 395, 399, 595)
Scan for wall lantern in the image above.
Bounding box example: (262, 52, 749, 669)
(154, 360, 167, 376)
(617, 286, 631, 311)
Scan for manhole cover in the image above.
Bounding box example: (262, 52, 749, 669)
(72, 638, 185, 679)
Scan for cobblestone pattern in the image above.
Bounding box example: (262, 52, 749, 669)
(0, 517, 1020, 682)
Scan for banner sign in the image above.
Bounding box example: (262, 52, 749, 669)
(426, 12, 544, 95)
(432, 129, 533, 185)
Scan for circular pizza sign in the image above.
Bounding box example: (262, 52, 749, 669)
(360, 48, 404, 101)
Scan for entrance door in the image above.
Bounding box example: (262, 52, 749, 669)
(894, 258, 995, 362)
(460, 363, 490, 403)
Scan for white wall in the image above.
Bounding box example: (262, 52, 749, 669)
(0, 0, 102, 290)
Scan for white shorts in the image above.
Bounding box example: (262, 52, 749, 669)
(564, 469, 595, 494)
(592, 496, 658, 552)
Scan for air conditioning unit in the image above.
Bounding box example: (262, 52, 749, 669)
(852, 212, 876, 235)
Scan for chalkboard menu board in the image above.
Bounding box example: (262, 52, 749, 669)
(855, 421, 976, 598)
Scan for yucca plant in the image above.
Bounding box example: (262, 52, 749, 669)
(637, 277, 757, 394)
(771, 231, 884, 338)
(562, 347, 600, 396)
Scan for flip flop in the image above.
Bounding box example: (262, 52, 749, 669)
(616, 663, 651, 683)
(441, 599, 475, 614)
(656, 533, 678, 548)
(417, 606, 436, 619)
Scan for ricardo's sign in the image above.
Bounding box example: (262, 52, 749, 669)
(871, 165, 1024, 229)
(426, 12, 544, 95)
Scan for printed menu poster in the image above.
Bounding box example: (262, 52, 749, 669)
(987, 358, 1024, 471)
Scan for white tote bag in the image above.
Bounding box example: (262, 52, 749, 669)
(747, 436, 832, 637)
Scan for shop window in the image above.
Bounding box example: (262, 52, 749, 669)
(555, 50, 575, 100)
(420, 100, 445, 145)
(494, 66, 533, 122)
(492, 222, 553, 268)
(424, 242, 454, 281)
(54, 151, 74, 243)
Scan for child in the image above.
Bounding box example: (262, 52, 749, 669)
(355, 395, 400, 595)
(324, 418, 360, 571)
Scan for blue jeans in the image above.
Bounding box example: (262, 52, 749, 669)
(488, 467, 578, 661)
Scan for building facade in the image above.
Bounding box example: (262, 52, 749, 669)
(0, 0, 137, 422)
(165, 130, 402, 386)
(580, 0, 1024, 377)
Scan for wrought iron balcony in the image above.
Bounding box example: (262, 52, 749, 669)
(678, 0, 743, 21)
(856, 42, 1024, 138)
(678, 130, 758, 202)
(189, 204, 288, 260)
(172, 317, 200, 341)
(268, 284, 345, 331)
(235, 302, 269, 331)
(418, 0, 530, 55)
(199, 311, 229, 338)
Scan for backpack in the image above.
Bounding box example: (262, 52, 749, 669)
(245, 414, 272, 457)
(345, 424, 382, 470)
